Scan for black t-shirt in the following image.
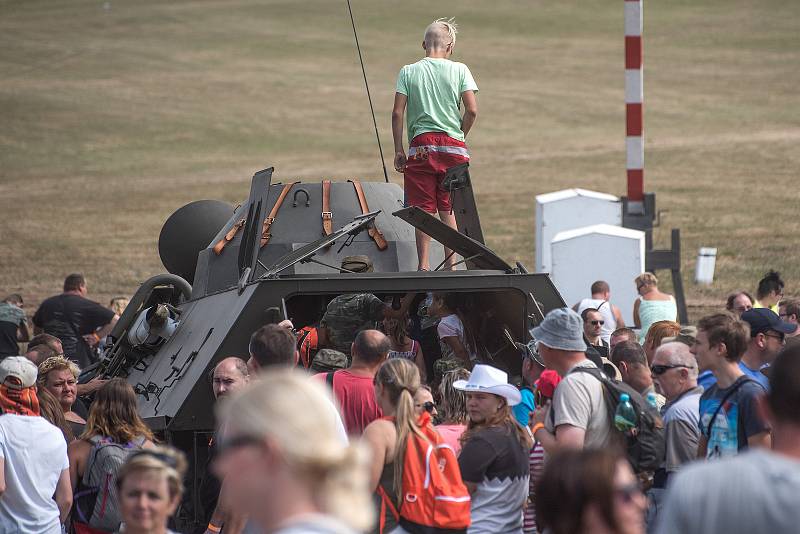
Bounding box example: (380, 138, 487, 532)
(458, 424, 530, 532)
(195, 434, 221, 532)
(0, 302, 26, 358)
(33, 294, 115, 368)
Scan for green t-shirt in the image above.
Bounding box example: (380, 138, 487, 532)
(395, 57, 478, 143)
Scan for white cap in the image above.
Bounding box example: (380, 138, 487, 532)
(0, 357, 38, 389)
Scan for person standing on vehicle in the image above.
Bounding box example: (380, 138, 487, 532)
(391, 18, 478, 271)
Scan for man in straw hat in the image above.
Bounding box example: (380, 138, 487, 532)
(529, 308, 614, 452)
(0, 357, 72, 533)
(454, 364, 532, 534)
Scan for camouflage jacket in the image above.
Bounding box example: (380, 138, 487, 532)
(321, 294, 385, 354)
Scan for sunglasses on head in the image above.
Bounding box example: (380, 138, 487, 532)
(416, 401, 436, 414)
(127, 449, 179, 469)
(650, 364, 689, 375)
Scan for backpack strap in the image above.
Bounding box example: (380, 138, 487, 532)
(376, 485, 400, 534)
(326, 370, 336, 389)
(81, 436, 107, 486)
(704, 376, 755, 439)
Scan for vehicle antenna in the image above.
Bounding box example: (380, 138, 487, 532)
(345, 0, 389, 183)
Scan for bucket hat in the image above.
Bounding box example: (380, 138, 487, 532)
(532, 308, 587, 352)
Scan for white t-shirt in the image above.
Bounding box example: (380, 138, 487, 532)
(0, 414, 68, 534)
(576, 298, 617, 344)
(437, 314, 477, 362)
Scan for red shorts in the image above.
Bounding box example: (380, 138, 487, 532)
(404, 132, 469, 213)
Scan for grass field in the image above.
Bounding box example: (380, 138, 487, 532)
(1, 0, 799, 320)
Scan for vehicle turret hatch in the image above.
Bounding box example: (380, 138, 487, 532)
(392, 206, 513, 271)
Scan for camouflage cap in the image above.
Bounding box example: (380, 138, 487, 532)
(310, 349, 349, 373)
(341, 255, 374, 273)
(434, 356, 467, 379)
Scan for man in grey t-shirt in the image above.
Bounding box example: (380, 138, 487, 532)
(647, 343, 703, 529)
(655, 345, 800, 534)
(652, 342, 703, 473)
(530, 308, 612, 451)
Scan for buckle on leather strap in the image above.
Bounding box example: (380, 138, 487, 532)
(322, 212, 332, 220)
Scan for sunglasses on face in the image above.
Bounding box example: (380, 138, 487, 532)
(416, 401, 436, 414)
(216, 434, 264, 456)
(590, 320, 605, 326)
(764, 332, 786, 344)
(650, 364, 689, 375)
(614, 482, 643, 504)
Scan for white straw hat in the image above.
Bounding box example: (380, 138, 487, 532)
(453, 364, 521, 406)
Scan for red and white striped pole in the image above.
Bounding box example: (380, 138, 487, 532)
(625, 0, 644, 214)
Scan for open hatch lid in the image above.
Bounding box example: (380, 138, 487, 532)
(393, 206, 513, 271)
(257, 211, 379, 280)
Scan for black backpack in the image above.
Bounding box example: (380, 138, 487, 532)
(570, 366, 666, 473)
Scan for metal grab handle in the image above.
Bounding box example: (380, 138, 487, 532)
(293, 188, 310, 207)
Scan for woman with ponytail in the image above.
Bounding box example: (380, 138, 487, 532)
(363, 358, 423, 534)
(213, 370, 373, 534)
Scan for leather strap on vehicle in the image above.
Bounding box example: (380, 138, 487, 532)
(349, 179, 388, 251)
(260, 182, 298, 247)
(322, 180, 333, 236)
(212, 217, 245, 255)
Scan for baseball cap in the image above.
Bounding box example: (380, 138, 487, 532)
(534, 369, 562, 398)
(741, 308, 797, 337)
(0, 356, 38, 389)
(532, 308, 588, 352)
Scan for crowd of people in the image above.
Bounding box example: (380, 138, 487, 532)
(0, 267, 798, 534)
(2, 13, 797, 534)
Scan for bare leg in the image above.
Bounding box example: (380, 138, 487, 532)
(438, 209, 458, 270)
(416, 226, 432, 271)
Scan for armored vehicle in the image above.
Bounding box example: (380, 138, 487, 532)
(88, 163, 565, 529)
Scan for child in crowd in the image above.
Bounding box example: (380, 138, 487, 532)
(430, 293, 477, 378)
(523, 370, 561, 534)
(384, 315, 427, 383)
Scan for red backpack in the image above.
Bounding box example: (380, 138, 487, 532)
(296, 326, 318, 368)
(379, 412, 471, 533)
